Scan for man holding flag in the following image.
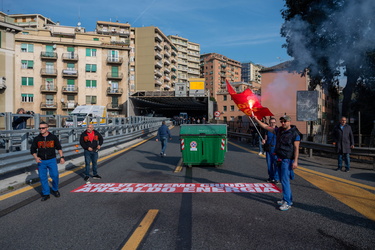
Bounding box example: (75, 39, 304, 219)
(225, 80, 300, 211)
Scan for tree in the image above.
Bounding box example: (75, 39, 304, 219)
(280, 0, 375, 117)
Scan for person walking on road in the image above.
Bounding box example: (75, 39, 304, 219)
(262, 117, 279, 184)
(332, 116, 354, 172)
(253, 115, 301, 211)
(156, 121, 172, 157)
(80, 124, 104, 182)
(30, 121, 65, 201)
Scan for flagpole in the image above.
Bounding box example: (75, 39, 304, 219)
(248, 116, 264, 141)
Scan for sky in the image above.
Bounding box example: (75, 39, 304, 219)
(4, 0, 291, 67)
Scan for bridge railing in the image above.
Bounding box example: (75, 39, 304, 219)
(228, 131, 375, 169)
(0, 116, 168, 175)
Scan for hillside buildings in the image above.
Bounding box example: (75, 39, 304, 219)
(200, 53, 241, 101)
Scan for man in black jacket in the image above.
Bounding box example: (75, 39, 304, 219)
(332, 116, 354, 172)
(253, 115, 301, 211)
(80, 124, 104, 182)
(30, 122, 65, 201)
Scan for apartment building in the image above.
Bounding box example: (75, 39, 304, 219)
(168, 35, 200, 83)
(132, 26, 178, 92)
(241, 62, 264, 93)
(0, 12, 23, 128)
(200, 53, 241, 100)
(12, 14, 129, 116)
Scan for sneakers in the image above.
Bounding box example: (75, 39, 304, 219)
(52, 190, 60, 198)
(84, 176, 89, 182)
(258, 152, 263, 155)
(345, 169, 350, 172)
(41, 195, 50, 201)
(277, 200, 293, 208)
(93, 175, 102, 179)
(335, 167, 342, 171)
(273, 180, 280, 184)
(160, 152, 163, 156)
(279, 203, 292, 211)
(163, 153, 166, 156)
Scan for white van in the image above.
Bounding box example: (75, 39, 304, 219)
(65, 105, 107, 127)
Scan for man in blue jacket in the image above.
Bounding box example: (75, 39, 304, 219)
(156, 121, 172, 157)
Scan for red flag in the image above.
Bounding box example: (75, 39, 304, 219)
(226, 80, 273, 120)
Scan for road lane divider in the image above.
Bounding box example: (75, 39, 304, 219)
(121, 209, 159, 250)
(174, 158, 183, 173)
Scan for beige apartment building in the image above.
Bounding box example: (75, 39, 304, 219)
(200, 53, 241, 101)
(132, 26, 178, 92)
(241, 62, 264, 93)
(0, 13, 23, 128)
(12, 14, 129, 116)
(168, 35, 200, 83)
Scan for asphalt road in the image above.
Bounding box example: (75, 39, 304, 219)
(0, 127, 374, 250)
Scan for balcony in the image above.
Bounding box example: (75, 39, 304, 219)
(106, 103, 123, 110)
(155, 79, 162, 86)
(155, 61, 163, 69)
(155, 34, 162, 42)
(154, 44, 162, 51)
(164, 51, 171, 58)
(164, 76, 170, 82)
(106, 72, 123, 80)
(155, 52, 162, 60)
(40, 68, 58, 77)
(164, 59, 171, 66)
(106, 87, 123, 95)
(62, 85, 78, 94)
(62, 53, 78, 61)
(40, 51, 57, 60)
(40, 85, 58, 93)
(40, 102, 57, 109)
(164, 68, 170, 74)
(154, 70, 162, 77)
(107, 56, 123, 64)
(62, 69, 78, 77)
(61, 102, 78, 110)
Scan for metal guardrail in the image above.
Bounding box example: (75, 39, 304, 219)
(0, 117, 167, 175)
(228, 131, 375, 169)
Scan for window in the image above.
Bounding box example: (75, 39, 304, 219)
(21, 94, 34, 102)
(21, 43, 34, 52)
(21, 77, 34, 86)
(93, 38, 99, 41)
(223, 117, 227, 122)
(21, 60, 34, 69)
(223, 95, 227, 101)
(223, 106, 227, 112)
(67, 79, 75, 91)
(86, 80, 97, 88)
(230, 105, 235, 111)
(86, 95, 97, 104)
(86, 64, 97, 72)
(86, 48, 97, 57)
(67, 63, 75, 69)
(46, 95, 54, 105)
(230, 116, 235, 121)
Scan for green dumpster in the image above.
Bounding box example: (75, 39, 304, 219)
(180, 124, 227, 167)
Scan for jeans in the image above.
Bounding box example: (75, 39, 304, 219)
(160, 137, 168, 154)
(38, 158, 59, 195)
(278, 159, 294, 205)
(266, 148, 279, 181)
(338, 153, 350, 170)
(84, 150, 99, 176)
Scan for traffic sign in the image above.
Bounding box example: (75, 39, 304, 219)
(214, 111, 221, 117)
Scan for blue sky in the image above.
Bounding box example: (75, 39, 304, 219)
(5, 0, 291, 67)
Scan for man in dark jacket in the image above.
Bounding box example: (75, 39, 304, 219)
(12, 108, 32, 130)
(30, 121, 65, 201)
(80, 124, 104, 182)
(333, 116, 354, 172)
(254, 115, 301, 211)
(156, 121, 172, 157)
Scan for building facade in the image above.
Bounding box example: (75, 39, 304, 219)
(12, 14, 129, 116)
(168, 35, 200, 84)
(200, 53, 241, 101)
(132, 26, 178, 92)
(0, 12, 23, 128)
(241, 62, 263, 93)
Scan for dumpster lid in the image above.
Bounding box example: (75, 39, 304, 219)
(180, 124, 227, 135)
